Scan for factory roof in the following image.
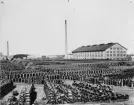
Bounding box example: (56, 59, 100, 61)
(72, 43, 127, 53)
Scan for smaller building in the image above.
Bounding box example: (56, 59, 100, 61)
(0, 53, 6, 60)
(46, 55, 65, 59)
(42, 56, 47, 59)
(12, 54, 28, 60)
(130, 54, 134, 61)
(65, 54, 73, 59)
(132, 56, 134, 61)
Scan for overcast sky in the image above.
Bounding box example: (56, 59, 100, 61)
(0, 0, 134, 56)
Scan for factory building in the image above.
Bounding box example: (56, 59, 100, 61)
(72, 43, 127, 60)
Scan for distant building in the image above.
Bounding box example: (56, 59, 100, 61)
(27, 55, 42, 60)
(46, 55, 64, 59)
(42, 56, 47, 59)
(65, 54, 73, 59)
(132, 56, 134, 61)
(46, 55, 57, 59)
(27, 55, 36, 59)
(0, 53, 6, 60)
(11, 54, 28, 60)
(72, 43, 127, 60)
(56, 55, 65, 59)
(128, 54, 134, 61)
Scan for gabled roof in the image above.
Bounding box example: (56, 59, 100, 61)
(72, 43, 126, 53)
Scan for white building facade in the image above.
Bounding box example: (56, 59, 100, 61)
(72, 43, 127, 60)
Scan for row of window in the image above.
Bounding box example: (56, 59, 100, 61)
(107, 54, 126, 57)
(74, 54, 103, 57)
(74, 52, 103, 56)
(107, 51, 126, 53)
(74, 54, 126, 59)
(110, 47, 124, 50)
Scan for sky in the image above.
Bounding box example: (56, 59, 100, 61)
(0, 0, 134, 56)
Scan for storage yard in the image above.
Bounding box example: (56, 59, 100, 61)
(0, 59, 134, 105)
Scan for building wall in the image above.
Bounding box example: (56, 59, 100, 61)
(105, 43, 127, 60)
(73, 51, 105, 59)
(72, 43, 127, 60)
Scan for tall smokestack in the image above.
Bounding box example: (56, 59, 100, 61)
(7, 41, 9, 59)
(65, 20, 68, 59)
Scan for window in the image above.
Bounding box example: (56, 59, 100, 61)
(107, 51, 109, 53)
(110, 51, 112, 53)
(113, 54, 116, 56)
(87, 53, 89, 56)
(113, 47, 116, 50)
(110, 54, 112, 56)
(117, 48, 119, 50)
(113, 51, 115, 53)
(84, 52, 86, 57)
(117, 54, 119, 56)
(110, 48, 112, 50)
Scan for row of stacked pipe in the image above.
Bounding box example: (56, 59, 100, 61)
(19, 84, 37, 105)
(72, 81, 129, 102)
(43, 80, 129, 104)
(0, 79, 15, 99)
(0, 60, 134, 86)
(44, 80, 75, 104)
(0, 60, 24, 71)
(4, 84, 37, 105)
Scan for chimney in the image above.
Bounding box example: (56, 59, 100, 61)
(65, 20, 68, 59)
(7, 41, 9, 59)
